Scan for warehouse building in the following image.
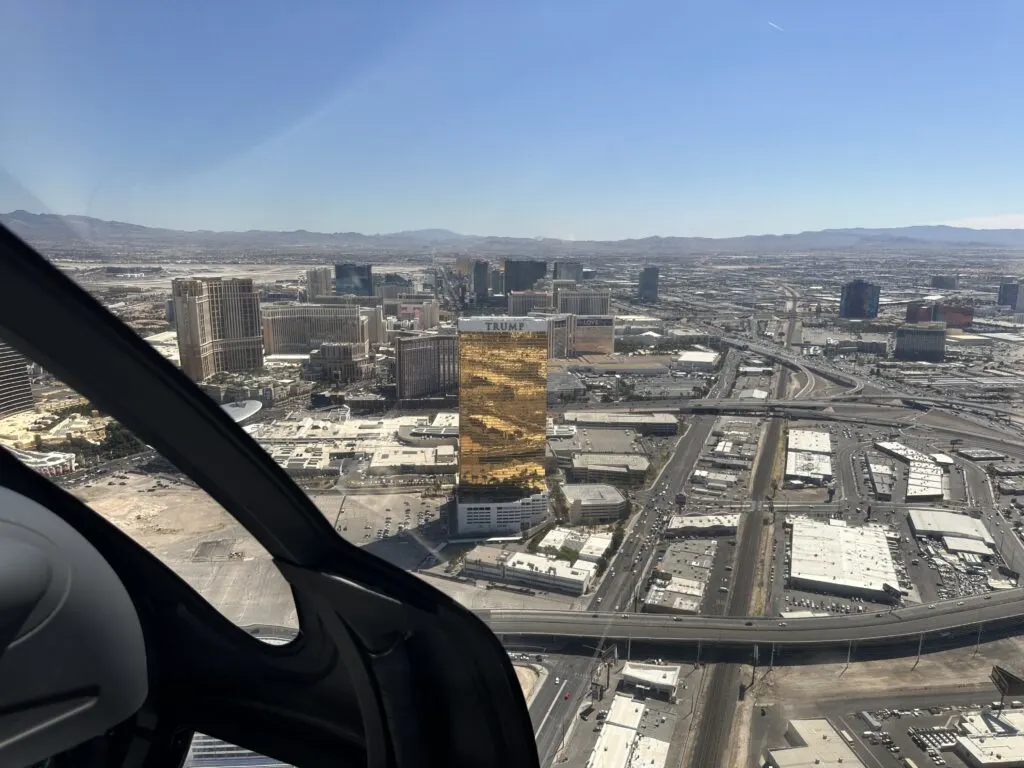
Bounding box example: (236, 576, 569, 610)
(655, 540, 717, 584)
(906, 460, 946, 500)
(461, 547, 596, 596)
(672, 350, 721, 372)
(866, 461, 896, 501)
(560, 483, 629, 524)
(953, 708, 1024, 768)
(586, 694, 670, 768)
(766, 719, 866, 768)
(907, 508, 995, 546)
(643, 580, 702, 615)
(560, 411, 678, 435)
(690, 469, 739, 490)
(785, 451, 834, 486)
(958, 448, 1008, 461)
(665, 513, 739, 538)
(787, 518, 899, 601)
(787, 429, 833, 455)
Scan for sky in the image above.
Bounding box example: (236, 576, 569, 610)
(3, 0, 1024, 240)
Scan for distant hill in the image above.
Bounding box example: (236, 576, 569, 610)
(0, 210, 469, 251)
(3, 210, 1024, 256)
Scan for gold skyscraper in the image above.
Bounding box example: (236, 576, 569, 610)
(456, 317, 549, 535)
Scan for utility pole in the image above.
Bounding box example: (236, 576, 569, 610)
(845, 639, 853, 668)
(913, 633, 924, 669)
(976, 621, 984, 654)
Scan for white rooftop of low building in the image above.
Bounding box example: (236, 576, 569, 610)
(675, 350, 720, 364)
(369, 445, 456, 468)
(867, 462, 895, 476)
(667, 513, 740, 531)
(587, 723, 636, 768)
(629, 737, 669, 768)
(768, 719, 866, 768)
(874, 441, 933, 463)
(539, 527, 589, 552)
(788, 429, 832, 455)
(738, 388, 769, 400)
(621, 662, 681, 691)
(931, 452, 956, 465)
(607, 694, 645, 730)
(562, 411, 678, 426)
(432, 412, 459, 427)
(956, 733, 1024, 767)
(943, 536, 993, 556)
(572, 453, 651, 471)
(661, 576, 705, 597)
(789, 517, 899, 594)
(785, 451, 833, 480)
(562, 484, 628, 506)
(505, 551, 597, 582)
(908, 508, 994, 544)
(906, 461, 946, 497)
(579, 534, 614, 560)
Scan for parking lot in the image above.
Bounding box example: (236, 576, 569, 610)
(768, 499, 1015, 615)
(309, 492, 446, 571)
(838, 697, 1024, 768)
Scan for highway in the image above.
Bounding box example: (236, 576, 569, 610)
(689, 313, 795, 768)
(482, 581, 1024, 646)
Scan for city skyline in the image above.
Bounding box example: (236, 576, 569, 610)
(5, 2, 1024, 240)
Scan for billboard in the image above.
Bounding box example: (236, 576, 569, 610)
(575, 316, 614, 328)
(458, 317, 548, 333)
(991, 665, 1024, 696)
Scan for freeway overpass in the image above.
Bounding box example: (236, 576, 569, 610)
(479, 587, 1024, 648)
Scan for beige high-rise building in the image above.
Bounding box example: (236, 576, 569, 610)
(261, 304, 365, 355)
(173, 277, 263, 381)
(396, 297, 440, 330)
(0, 339, 34, 418)
(306, 267, 333, 299)
(556, 288, 610, 316)
(508, 290, 552, 316)
(456, 317, 549, 536)
(395, 334, 458, 400)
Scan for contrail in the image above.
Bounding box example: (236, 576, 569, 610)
(768, 21, 785, 32)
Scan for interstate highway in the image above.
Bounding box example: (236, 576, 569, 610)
(480, 588, 1024, 646)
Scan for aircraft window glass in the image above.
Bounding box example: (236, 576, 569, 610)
(0, 332, 299, 637)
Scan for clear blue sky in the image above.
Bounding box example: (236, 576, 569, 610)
(4, 1, 1024, 240)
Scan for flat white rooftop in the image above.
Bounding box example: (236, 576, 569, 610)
(789, 518, 899, 596)
(607, 694, 645, 730)
(943, 535, 993, 556)
(908, 508, 994, 545)
(788, 429, 832, 455)
(562, 484, 628, 506)
(666, 514, 739, 532)
(768, 719, 866, 768)
(621, 662, 681, 693)
(587, 723, 635, 768)
(875, 441, 933, 463)
(786, 451, 833, 482)
(629, 737, 669, 768)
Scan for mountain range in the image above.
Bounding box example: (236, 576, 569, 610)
(4, 210, 1024, 257)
